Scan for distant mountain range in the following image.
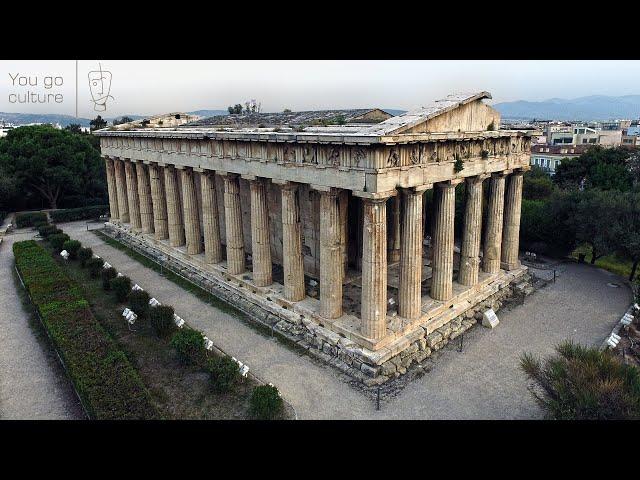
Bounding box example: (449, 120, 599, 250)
(0, 108, 411, 129)
(493, 95, 640, 121)
(0, 110, 230, 128)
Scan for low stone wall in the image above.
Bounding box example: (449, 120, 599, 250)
(102, 223, 529, 386)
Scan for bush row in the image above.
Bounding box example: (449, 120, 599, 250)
(50, 205, 109, 223)
(13, 240, 159, 419)
(61, 232, 284, 419)
(15, 211, 48, 228)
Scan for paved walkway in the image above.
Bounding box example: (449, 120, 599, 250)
(0, 226, 84, 420)
(62, 222, 636, 418)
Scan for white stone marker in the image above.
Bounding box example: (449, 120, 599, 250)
(482, 309, 499, 329)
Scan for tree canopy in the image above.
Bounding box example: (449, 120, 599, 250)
(554, 146, 635, 191)
(0, 125, 105, 210)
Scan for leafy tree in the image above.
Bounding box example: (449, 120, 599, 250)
(65, 124, 83, 134)
(89, 115, 107, 131)
(227, 104, 242, 114)
(112, 116, 133, 126)
(616, 191, 640, 281)
(0, 125, 105, 209)
(554, 146, 635, 192)
(568, 189, 625, 264)
(523, 166, 554, 200)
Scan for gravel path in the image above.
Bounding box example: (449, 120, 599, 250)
(65, 222, 633, 419)
(0, 229, 85, 420)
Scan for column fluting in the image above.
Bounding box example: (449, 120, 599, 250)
(149, 164, 169, 240)
(483, 173, 506, 274)
(104, 157, 119, 221)
(501, 171, 524, 270)
(136, 162, 155, 234)
(201, 170, 222, 264)
(458, 176, 486, 286)
(249, 178, 272, 286)
(114, 158, 129, 223)
(398, 189, 425, 320)
(389, 195, 401, 263)
(180, 168, 203, 255)
(124, 160, 142, 232)
(361, 197, 388, 339)
(164, 165, 186, 247)
(223, 174, 245, 275)
(281, 183, 305, 301)
(319, 189, 343, 319)
(430, 182, 456, 301)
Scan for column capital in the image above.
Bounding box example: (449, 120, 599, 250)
(400, 184, 432, 195)
(492, 170, 512, 178)
(436, 178, 463, 189)
(467, 173, 490, 183)
(274, 180, 300, 192)
(513, 166, 529, 175)
(217, 170, 239, 178)
(310, 184, 340, 194)
(352, 189, 396, 200)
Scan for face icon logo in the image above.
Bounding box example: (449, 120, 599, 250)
(88, 63, 114, 111)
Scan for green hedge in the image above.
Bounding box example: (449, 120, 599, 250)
(13, 240, 159, 420)
(50, 205, 109, 223)
(15, 211, 48, 228)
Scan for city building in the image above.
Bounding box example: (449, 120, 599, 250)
(530, 144, 590, 174)
(95, 91, 533, 383)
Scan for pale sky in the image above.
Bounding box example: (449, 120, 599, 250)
(1, 60, 639, 118)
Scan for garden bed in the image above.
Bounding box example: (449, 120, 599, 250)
(13, 240, 158, 420)
(47, 238, 293, 419)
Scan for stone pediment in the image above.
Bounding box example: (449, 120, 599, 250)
(362, 92, 500, 136)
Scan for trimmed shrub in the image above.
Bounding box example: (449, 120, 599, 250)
(110, 275, 132, 302)
(170, 328, 206, 366)
(49, 233, 70, 251)
(101, 266, 117, 290)
(15, 211, 47, 228)
(86, 257, 105, 279)
(78, 247, 93, 267)
(150, 305, 176, 338)
(12, 240, 158, 420)
(129, 290, 150, 319)
(520, 340, 640, 420)
(33, 219, 49, 229)
(208, 355, 240, 393)
(249, 384, 284, 420)
(62, 240, 82, 259)
(50, 205, 109, 223)
(38, 224, 60, 238)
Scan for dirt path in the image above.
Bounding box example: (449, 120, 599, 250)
(0, 229, 85, 420)
(65, 222, 633, 419)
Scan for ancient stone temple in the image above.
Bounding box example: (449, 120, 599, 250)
(96, 92, 532, 383)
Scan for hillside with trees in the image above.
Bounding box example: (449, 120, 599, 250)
(0, 125, 106, 215)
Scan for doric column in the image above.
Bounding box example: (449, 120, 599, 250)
(135, 162, 154, 234)
(280, 182, 305, 302)
(360, 195, 389, 339)
(201, 170, 222, 264)
(249, 177, 272, 286)
(398, 187, 426, 320)
(222, 173, 245, 275)
(113, 158, 129, 223)
(124, 160, 142, 232)
(149, 164, 169, 240)
(338, 190, 349, 277)
(104, 157, 119, 221)
(483, 173, 506, 274)
(389, 195, 401, 263)
(501, 170, 525, 270)
(319, 188, 343, 319)
(431, 181, 458, 301)
(164, 165, 185, 247)
(458, 175, 487, 286)
(180, 167, 203, 255)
